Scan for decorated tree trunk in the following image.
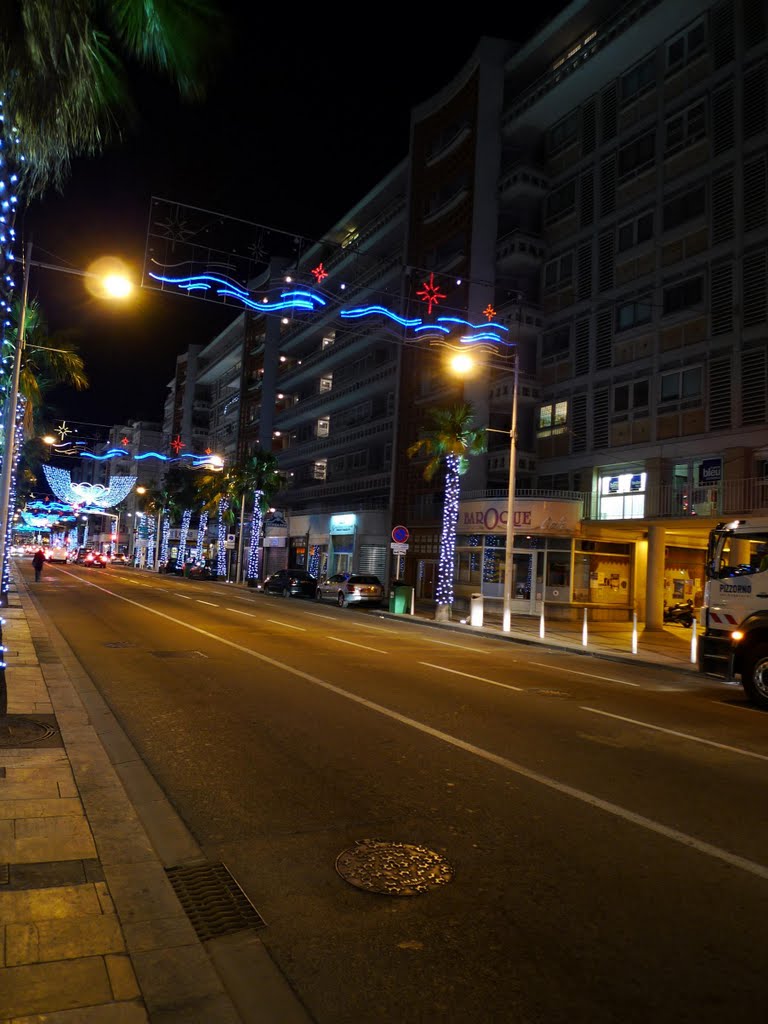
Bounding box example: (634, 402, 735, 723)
(435, 454, 460, 616)
(160, 512, 170, 564)
(194, 509, 208, 562)
(216, 498, 229, 577)
(177, 508, 192, 567)
(246, 490, 263, 581)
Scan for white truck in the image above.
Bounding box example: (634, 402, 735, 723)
(699, 518, 768, 708)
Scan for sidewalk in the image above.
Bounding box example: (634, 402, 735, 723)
(0, 569, 311, 1024)
(0, 572, 699, 1024)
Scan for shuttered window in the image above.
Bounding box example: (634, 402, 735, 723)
(743, 250, 767, 327)
(742, 346, 767, 426)
(571, 393, 587, 454)
(707, 353, 731, 430)
(358, 545, 386, 578)
(744, 155, 767, 233)
(593, 389, 609, 448)
(711, 262, 734, 335)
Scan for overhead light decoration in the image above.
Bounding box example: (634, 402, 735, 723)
(42, 466, 136, 508)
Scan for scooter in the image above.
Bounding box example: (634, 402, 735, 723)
(664, 600, 694, 627)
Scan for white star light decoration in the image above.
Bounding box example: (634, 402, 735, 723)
(43, 466, 136, 508)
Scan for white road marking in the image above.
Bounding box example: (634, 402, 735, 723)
(196, 600, 218, 607)
(530, 661, 640, 686)
(304, 611, 337, 620)
(61, 571, 768, 881)
(227, 607, 256, 617)
(419, 637, 490, 654)
(582, 706, 768, 762)
(420, 662, 524, 692)
(176, 594, 192, 600)
(267, 619, 306, 631)
(327, 636, 388, 654)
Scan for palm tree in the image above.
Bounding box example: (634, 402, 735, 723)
(407, 403, 486, 621)
(162, 464, 199, 568)
(198, 468, 235, 579)
(229, 451, 282, 584)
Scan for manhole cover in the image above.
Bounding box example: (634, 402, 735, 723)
(336, 839, 453, 896)
(0, 715, 58, 747)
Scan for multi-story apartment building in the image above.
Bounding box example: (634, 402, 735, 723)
(157, 0, 767, 624)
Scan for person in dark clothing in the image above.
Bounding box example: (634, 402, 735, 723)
(31, 548, 45, 582)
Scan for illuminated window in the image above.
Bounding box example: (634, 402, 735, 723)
(538, 401, 568, 435)
(598, 472, 646, 520)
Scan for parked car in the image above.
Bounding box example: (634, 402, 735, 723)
(260, 568, 317, 598)
(82, 551, 107, 568)
(316, 573, 384, 608)
(186, 560, 215, 580)
(158, 557, 184, 575)
(109, 552, 130, 566)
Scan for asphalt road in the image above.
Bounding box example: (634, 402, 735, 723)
(24, 561, 768, 1024)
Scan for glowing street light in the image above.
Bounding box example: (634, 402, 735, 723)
(0, 243, 134, 603)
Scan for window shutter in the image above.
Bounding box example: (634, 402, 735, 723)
(712, 0, 735, 68)
(711, 262, 734, 335)
(577, 244, 592, 301)
(601, 83, 617, 142)
(743, 249, 767, 326)
(593, 389, 609, 448)
(743, 155, 767, 232)
(744, 0, 767, 49)
(596, 309, 612, 370)
(712, 170, 735, 243)
(575, 318, 590, 375)
(741, 345, 767, 425)
(743, 62, 767, 140)
(358, 544, 386, 578)
(712, 82, 735, 155)
(600, 153, 616, 216)
(581, 98, 597, 156)
(708, 353, 732, 430)
(571, 392, 587, 454)
(598, 231, 614, 292)
(580, 171, 594, 227)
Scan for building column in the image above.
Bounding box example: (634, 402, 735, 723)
(645, 524, 665, 630)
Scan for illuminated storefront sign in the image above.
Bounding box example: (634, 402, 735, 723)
(330, 513, 357, 534)
(459, 499, 581, 534)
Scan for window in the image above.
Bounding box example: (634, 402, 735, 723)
(617, 211, 654, 251)
(542, 326, 570, 360)
(543, 252, 574, 290)
(621, 54, 656, 103)
(615, 295, 653, 331)
(613, 379, 649, 413)
(316, 418, 330, 437)
(663, 184, 706, 230)
(548, 111, 579, 153)
(660, 366, 703, 402)
(538, 401, 568, 435)
(545, 179, 576, 222)
(312, 459, 327, 481)
(617, 130, 655, 179)
(663, 276, 704, 315)
(348, 450, 368, 470)
(665, 100, 706, 154)
(319, 374, 333, 393)
(598, 472, 647, 520)
(667, 19, 706, 71)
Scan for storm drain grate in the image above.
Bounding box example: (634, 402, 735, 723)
(166, 861, 266, 941)
(103, 641, 137, 649)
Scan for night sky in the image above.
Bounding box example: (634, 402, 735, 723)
(23, 5, 568, 433)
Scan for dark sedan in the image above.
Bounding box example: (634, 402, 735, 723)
(260, 568, 317, 598)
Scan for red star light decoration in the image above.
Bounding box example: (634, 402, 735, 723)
(483, 304, 497, 321)
(311, 262, 328, 284)
(170, 435, 185, 455)
(205, 447, 213, 455)
(416, 272, 446, 315)
(120, 436, 130, 447)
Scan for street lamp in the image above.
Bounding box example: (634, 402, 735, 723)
(0, 242, 132, 603)
(450, 346, 519, 632)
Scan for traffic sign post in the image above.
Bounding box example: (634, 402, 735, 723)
(390, 527, 409, 581)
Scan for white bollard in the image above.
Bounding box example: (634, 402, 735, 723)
(690, 618, 698, 664)
(632, 611, 638, 655)
(582, 607, 588, 647)
(539, 606, 545, 639)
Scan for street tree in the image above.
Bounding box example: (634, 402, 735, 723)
(229, 451, 282, 583)
(407, 402, 486, 621)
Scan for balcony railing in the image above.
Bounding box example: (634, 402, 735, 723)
(583, 478, 768, 521)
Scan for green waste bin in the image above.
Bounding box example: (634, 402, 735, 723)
(389, 585, 413, 614)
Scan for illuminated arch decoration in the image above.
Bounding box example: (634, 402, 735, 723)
(44, 441, 220, 468)
(43, 466, 136, 509)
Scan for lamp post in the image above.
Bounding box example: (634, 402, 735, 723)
(0, 244, 132, 604)
(502, 352, 519, 633)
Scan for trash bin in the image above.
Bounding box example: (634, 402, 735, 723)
(470, 592, 484, 627)
(389, 584, 414, 614)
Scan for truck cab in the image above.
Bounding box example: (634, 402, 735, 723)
(700, 518, 768, 707)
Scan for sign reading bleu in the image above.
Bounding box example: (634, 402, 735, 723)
(698, 458, 722, 485)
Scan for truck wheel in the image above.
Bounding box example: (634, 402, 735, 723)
(741, 643, 768, 710)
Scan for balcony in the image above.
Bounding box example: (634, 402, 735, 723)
(498, 164, 548, 203)
(275, 362, 397, 429)
(583, 478, 768, 522)
(277, 473, 392, 509)
(277, 416, 394, 465)
(496, 230, 545, 271)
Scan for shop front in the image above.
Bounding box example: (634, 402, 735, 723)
(287, 510, 389, 581)
(416, 496, 636, 621)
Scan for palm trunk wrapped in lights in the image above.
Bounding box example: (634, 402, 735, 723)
(246, 490, 264, 582)
(435, 454, 460, 609)
(216, 497, 229, 577)
(194, 509, 208, 562)
(1, 399, 24, 596)
(146, 517, 156, 570)
(159, 511, 170, 563)
(177, 508, 192, 567)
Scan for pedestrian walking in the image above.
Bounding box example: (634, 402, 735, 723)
(32, 548, 45, 582)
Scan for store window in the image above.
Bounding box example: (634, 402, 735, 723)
(573, 540, 632, 603)
(598, 471, 646, 519)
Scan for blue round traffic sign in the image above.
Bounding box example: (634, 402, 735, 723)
(392, 525, 409, 544)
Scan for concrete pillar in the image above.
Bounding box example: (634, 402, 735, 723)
(646, 524, 666, 630)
